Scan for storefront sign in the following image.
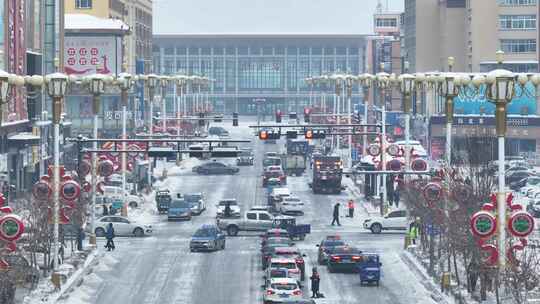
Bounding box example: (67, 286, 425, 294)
(64, 35, 122, 76)
(104, 111, 137, 120)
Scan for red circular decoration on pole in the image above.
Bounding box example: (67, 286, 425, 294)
(82, 181, 91, 193)
(367, 144, 381, 157)
(508, 211, 535, 238)
(0, 194, 5, 207)
(386, 144, 400, 157)
(411, 159, 428, 171)
(97, 182, 105, 194)
(387, 159, 402, 171)
(60, 180, 81, 202)
(470, 211, 497, 238)
(423, 182, 442, 202)
(32, 181, 52, 201)
(98, 160, 114, 177)
(0, 214, 25, 242)
(79, 160, 91, 177)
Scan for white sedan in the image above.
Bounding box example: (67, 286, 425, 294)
(94, 216, 152, 237)
(278, 196, 304, 215)
(263, 278, 303, 304)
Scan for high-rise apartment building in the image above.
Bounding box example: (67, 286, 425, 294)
(403, 0, 538, 73)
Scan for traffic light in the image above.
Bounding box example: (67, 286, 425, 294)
(276, 110, 282, 123)
(232, 112, 238, 126)
(304, 108, 311, 123)
(198, 112, 205, 126)
(259, 130, 280, 140)
(305, 129, 326, 139)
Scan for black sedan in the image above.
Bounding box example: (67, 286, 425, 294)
(326, 246, 363, 273)
(316, 238, 346, 265)
(192, 161, 239, 175)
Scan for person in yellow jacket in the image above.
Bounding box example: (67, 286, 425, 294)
(408, 218, 420, 245)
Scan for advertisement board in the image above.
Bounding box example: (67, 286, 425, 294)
(64, 35, 122, 76)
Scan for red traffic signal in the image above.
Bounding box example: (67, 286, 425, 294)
(305, 129, 325, 139)
(259, 130, 269, 140)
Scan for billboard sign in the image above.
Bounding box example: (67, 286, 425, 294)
(64, 35, 122, 76)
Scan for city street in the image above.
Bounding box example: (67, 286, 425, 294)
(59, 122, 439, 304)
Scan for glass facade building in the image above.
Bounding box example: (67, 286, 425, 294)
(153, 35, 367, 114)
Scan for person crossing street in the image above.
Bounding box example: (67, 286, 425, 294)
(331, 202, 341, 226)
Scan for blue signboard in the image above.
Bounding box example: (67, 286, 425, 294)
(454, 83, 536, 115)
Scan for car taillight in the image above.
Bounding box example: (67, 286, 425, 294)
(289, 269, 299, 273)
(295, 258, 304, 264)
(352, 256, 362, 261)
(293, 290, 302, 296)
(331, 256, 341, 262)
(266, 290, 275, 295)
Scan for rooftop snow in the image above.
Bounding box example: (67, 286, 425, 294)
(65, 14, 129, 32)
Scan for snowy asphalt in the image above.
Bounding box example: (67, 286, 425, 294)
(59, 121, 440, 304)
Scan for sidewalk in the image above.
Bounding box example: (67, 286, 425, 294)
(342, 176, 380, 216)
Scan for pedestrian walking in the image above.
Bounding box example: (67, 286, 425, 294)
(310, 267, 321, 298)
(331, 202, 341, 226)
(347, 199, 355, 218)
(408, 218, 419, 245)
(105, 223, 115, 251)
(102, 204, 109, 216)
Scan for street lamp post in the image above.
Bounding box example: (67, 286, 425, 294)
(359, 73, 374, 158)
(160, 76, 170, 133)
(484, 53, 516, 271)
(84, 73, 107, 245)
(146, 74, 159, 187)
(45, 72, 69, 270)
(375, 72, 390, 212)
(346, 75, 356, 169)
(398, 74, 416, 173)
(175, 75, 187, 165)
(117, 73, 133, 217)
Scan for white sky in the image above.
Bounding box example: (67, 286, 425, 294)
(153, 0, 404, 35)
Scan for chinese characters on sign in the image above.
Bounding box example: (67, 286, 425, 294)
(64, 36, 121, 76)
(104, 111, 138, 120)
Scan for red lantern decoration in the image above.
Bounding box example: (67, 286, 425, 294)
(98, 160, 114, 177)
(60, 180, 81, 202)
(32, 181, 52, 201)
(79, 160, 91, 177)
(411, 159, 428, 172)
(387, 159, 402, 171)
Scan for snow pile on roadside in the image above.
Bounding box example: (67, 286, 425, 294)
(129, 190, 159, 224)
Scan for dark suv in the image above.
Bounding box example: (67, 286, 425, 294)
(190, 224, 226, 252)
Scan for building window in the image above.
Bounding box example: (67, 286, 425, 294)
(375, 18, 397, 27)
(499, 15, 536, 30)
(498, 0, 536, 5)
(500, 39, 536, 53)
(75, 0, 92, 9)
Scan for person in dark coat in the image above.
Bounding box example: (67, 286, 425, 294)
(331, 203, 341, 226)
(310, 267, 321, 298)
(105, 223, 115, 251)
(224, 202, 232, 218)
(102, 204, 109, 216)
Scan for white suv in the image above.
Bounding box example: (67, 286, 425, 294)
(278, 196, 304, 215)
(102, 186, 143, 208)
(363, 210, 408, 234)
(263, 278, 302, 304)
(267, 257, 302, 283)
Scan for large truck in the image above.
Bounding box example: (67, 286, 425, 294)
(282, 139, 308, 176)
(311, 155, 343, 194)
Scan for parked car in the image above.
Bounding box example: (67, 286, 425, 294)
(262, 278, 303, 304)
(278, 196, 305, 215)
(261, 229, 291, 247)
(209, 126, 227, 136)
(184, 192, 206, 215)
(168, 199, 192, 221)
(506, 171, 533, 185)
(516, 177, 540, 193)
(363, 209, 408, 234)
(526, 199, 540, 217)
(267, 257, 302, 283)
(95, 216, 152, 237)
(326, 246, 363, 273)
(316, 236, 347, 265)
(192, 161, 239, 175)
(190, 224, 226, 252)
(216, 199, 241, 218)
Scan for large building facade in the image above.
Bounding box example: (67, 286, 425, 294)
(152, 34, 367, 115)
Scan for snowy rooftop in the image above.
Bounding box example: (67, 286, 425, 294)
(65, 14, 129, 33)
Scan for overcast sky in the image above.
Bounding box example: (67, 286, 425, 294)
(153, 0, 404, 35)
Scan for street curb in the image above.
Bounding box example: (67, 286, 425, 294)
(53, 249, 99, 303)
(399, 250, 452, 304)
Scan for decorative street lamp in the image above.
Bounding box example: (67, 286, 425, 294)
(398, 73, 416, 172)
(84, 73, 107, 245)
(117, 72, 133, 217)
(159, 75, 170, 132)
(146, 73, 159, 137)
(484, 54, 516, 270)
(44, 72, 69, 271)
